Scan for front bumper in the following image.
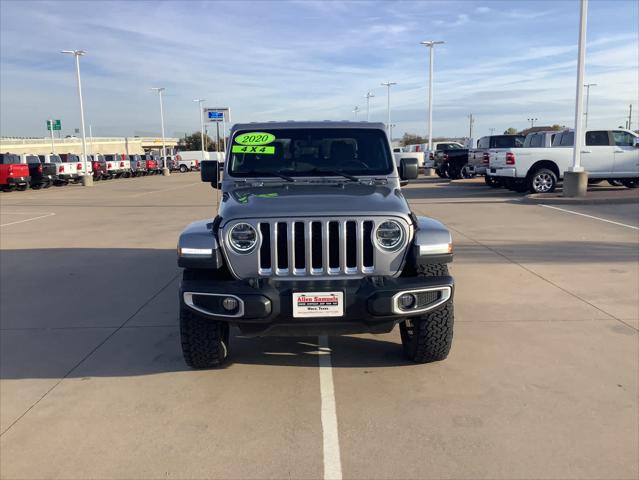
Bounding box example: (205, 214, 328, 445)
(181, 275, 454, 337)
(487, 167, 516, 178)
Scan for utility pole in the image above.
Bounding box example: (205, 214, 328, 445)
(365, 92, 375, 121)
(352, 105, 360, 121)
(380, 81, 397, 136)
(216, 122, 220, 152)
(193, 99, 206, 160)
(527, 117, 538, 128)
(48, 119, 55, 153)
(564, 0, 589, 197)
(420, 40, 445, 152)
(61, 50, 92, 186)
(583, 83, 597, 128)
(628, 104, 633, 131)
(151, 87, 169, 175)
(468, 113, 474, 139)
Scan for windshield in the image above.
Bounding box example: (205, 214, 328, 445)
(228, 128, 393, 178)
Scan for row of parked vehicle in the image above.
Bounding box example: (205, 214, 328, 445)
(0, 152, 200, 191)
(399, 128, 639, 194)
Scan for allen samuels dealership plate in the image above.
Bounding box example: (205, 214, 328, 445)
(292, 292, 344, 318)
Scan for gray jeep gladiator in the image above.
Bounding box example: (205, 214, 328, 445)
(177, 121, 454, 368)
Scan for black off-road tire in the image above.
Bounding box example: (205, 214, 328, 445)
(180, 305, 230, 368)
(399, 263, 454, 363)
(400, 302, 454, 363)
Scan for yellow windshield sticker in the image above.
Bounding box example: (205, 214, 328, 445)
(235, 132, 276, 146)
(232, 145, 275, 155)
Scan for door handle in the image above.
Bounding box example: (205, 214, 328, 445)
(580, 149, 591, 153)
(614, 149, 624, 153)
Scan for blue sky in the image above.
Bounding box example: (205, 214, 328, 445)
(1, 0, 637, 139)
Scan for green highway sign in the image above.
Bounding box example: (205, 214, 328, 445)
(47, 119, 61, 131)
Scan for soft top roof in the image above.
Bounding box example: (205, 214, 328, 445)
(230, 121, 386, 132)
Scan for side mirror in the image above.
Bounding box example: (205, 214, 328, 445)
(399, 157, 419, 180)
(201, 160, 220, 188)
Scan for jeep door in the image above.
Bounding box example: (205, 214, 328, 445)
(611, 130, 639, 176)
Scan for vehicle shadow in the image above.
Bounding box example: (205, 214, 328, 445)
(0, 248, 413, 380)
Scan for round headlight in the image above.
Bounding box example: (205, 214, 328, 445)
(375, 220, 404, 250)
(228, 223, 257, 253)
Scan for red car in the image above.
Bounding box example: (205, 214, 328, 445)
(0, 153, 30, 191)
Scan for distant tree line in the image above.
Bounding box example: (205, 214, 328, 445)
(177, 132, 228, 151)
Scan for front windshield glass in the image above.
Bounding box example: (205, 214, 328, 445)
(228, 128, 393, 178)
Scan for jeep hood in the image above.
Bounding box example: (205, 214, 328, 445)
(219, 183, 411, 220)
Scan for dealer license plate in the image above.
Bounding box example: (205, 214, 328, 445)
(292, 292, 344, 318)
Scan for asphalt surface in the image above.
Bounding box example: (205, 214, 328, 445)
(1, 174, 637, 479)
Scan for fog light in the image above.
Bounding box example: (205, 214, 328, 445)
(222, 297, 239, 311)
(398, 293, 416, 310)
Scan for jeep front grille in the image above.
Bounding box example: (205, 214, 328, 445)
(258, 219, 375, 276)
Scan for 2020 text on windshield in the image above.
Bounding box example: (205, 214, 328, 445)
(228, 128, 393, 178)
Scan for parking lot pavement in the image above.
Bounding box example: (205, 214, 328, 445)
(1, 174, 637, 479)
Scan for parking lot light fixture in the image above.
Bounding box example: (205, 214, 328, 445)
(61, 49, 92, 186)
(151, 87, 169, 176)
(381, 82, 397, 136)
(420, 40, 445, 152)
(528, 118, 538, 128)
(365, 91, 375, 121)
(193, 99, 206, 160)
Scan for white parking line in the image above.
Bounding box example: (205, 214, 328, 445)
(318, 335, 342, 480)
(540, 204, 639, 231)
(0, 213, 56, 227)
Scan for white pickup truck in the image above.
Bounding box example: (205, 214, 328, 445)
(487, 129, 639, 193)
(46, 153, 80, 185)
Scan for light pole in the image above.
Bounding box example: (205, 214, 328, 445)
(352, 105, 360, 121)
(193, 99, 206, 160)
(583, 83, 597, 128)
(527, 117, 538, 128)
(151, 87, 169, 175)
(380, 81, 397, 136)
(420, 40, 445, 152)
(61, 50, 92, 186)
(564, 0, 589, 197)
(365, 91, 375, 121)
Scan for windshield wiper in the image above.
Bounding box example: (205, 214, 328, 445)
(244, 170, 295, 182)
(304, 168, 360, 182)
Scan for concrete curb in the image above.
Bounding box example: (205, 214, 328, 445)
(522, 191, 639, 205)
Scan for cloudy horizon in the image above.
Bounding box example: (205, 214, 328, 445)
(1, 0, 637, 140)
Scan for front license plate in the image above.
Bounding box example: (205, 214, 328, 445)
(293, 292, 344, 318)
